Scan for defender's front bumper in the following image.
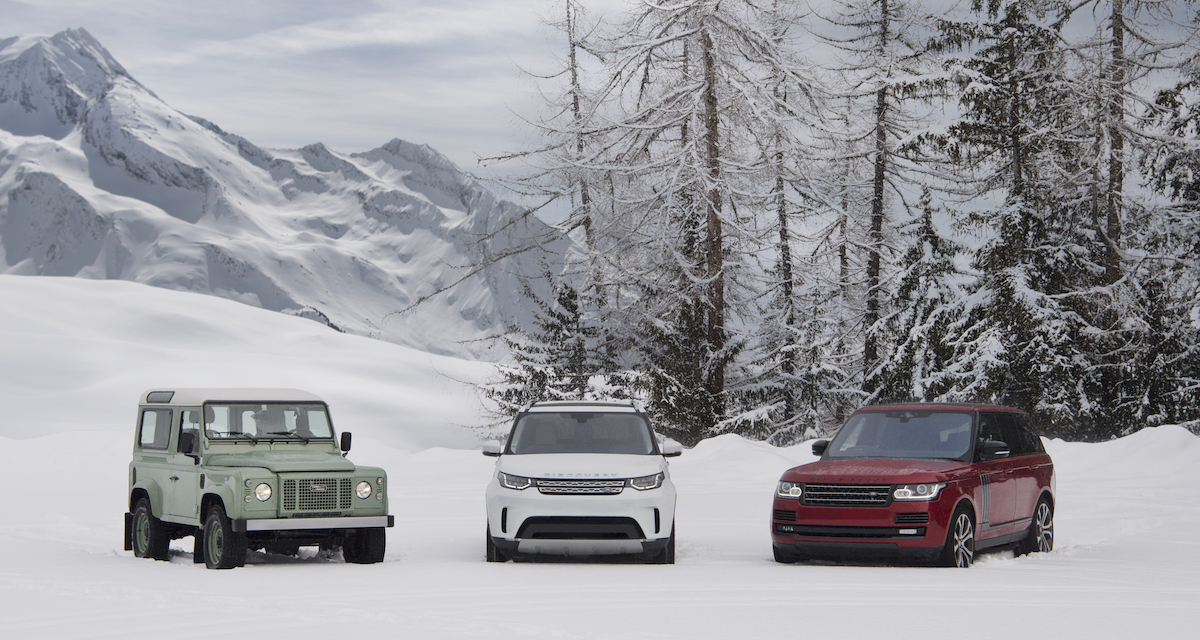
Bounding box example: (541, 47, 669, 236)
(232, 515, 394, 532)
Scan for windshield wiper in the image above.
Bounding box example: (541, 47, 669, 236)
(267, 431, 311, 442)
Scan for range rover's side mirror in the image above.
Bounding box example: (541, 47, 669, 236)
(340, 432, 352, 454)
(661, 442, 683, 458)
(812, 440, 829, 457)
(979, 440, 1010, 459)
(482, 440, 502, 457)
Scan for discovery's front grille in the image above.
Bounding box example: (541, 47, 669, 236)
(535, 479, 626, 495)
(282, 478, 354, 511)
(802, 484, 892, 507)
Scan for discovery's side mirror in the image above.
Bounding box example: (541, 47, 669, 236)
(340, 432, 352, 454)
(661, 442, 683, 458)
(979, 440, 1010, 460)
(482, 440, 502, 457)
(812, 440, 829, 457)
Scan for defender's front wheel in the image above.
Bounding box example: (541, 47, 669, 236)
(132, 499, 169, 561)
(203, 504, 247, 570)
(343, 528, 386, 564)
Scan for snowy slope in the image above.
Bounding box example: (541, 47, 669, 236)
(1, 275, 1197, 639)
(0, 29, 566, 359)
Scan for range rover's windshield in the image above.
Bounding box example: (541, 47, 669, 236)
(507, 412, 656, 455)
(826, 410, 973, 460)
(203, 403, 334, 441)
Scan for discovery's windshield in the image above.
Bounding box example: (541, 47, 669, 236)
(826, 410, 973, 460)
(203, 403, 334, 442)
(507, 412, 656, 455)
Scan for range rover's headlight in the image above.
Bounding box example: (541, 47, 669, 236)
(893, 482, 946, 501)
(777, 481, 803, 498)
(498, 472, 532, 490)
(356, 481, 373, 499)
(254, 483, 272, 501)
(629, 473, 664, 491)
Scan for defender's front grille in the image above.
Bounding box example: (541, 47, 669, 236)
(802, 484, 892, 507)
(282, 478, 354, 511)
(534, 479, 626, 495)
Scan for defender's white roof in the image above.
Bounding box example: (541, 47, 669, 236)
(139, 388, 326, 406)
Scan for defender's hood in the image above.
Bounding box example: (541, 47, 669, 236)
(497, 453, 666, 479)
(783, 458, 969, 483)
(204, 450, 355, 473)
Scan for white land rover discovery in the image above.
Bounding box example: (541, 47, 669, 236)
(483, 400, 682, 563)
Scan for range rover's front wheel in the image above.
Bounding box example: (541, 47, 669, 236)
(939, 506, 975, 568)
(132, 499, 169, 561)
(203, 504, 247, 570)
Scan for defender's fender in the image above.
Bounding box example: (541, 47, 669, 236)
(125, 481, 164, 551)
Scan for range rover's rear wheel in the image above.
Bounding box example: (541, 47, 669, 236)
(132, 499, 169, 561)
(485, 526, 508, 563)
(203, 504, 247, 570)
(1017, 497, 1054, 556)
(939, 506, 975, 568)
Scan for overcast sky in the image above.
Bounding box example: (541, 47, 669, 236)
(2, 0, 616, 174)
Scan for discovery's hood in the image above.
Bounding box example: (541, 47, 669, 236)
(497, 453, 666, 480)
(204, 449, 355, 473)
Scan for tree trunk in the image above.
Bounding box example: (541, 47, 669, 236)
(701, 28, 725, 413)
(1105, 0, 1125, 285)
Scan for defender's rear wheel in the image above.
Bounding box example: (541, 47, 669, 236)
(203, 504, 246, 570)
(343, 528, 386, 564)
(939, 506, 975, 568)
(132, 499, 169, 561)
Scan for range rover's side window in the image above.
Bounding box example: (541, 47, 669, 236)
(997, 413, 1032, 456)
(1013, 414, 1046, 454)
(138, 408, 173, 450)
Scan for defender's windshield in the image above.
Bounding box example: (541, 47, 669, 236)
(826, 410, 973, 460)
(507, 412, 656, 455)
(203, 403, 334, 441)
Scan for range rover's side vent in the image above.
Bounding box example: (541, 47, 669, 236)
(894, 513, 930, 524)
(774, 509, 797, 522)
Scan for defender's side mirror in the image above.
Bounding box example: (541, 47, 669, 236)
(482, 440, 502, 457)
(812, 440, 829, 457)
(661, 442, 683, 458)
(979, 440, 1010, 459)
(178, 432, 200, 464)
(340, 432, 352, 454)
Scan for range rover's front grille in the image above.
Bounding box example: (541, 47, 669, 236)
(802, 484, 892, 506)
(282, 478, 354, 511)
(534, 479, 626, 495)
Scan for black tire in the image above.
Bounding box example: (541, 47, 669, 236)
(485, 526, 508, 563)
(132, 499, 169, 561)
(343, 528, 386, 564)
(1016, 497, 1054, 556)
(649, 526, 675, 564)
(192, 530, 205, 564)
(939, 506, 975, 568)
(203, 504, 247, 570)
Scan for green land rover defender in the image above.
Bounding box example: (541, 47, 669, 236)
(124, 388, 393, 569)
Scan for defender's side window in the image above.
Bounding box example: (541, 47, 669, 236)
(138, 409, 173, 450)
(178, 410, 200, 454)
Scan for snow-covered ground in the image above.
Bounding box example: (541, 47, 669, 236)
(2, 274, 1198, 639)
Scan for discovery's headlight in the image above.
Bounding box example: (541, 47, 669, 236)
(776, 481, 803, 498)
(356, 481, 373, 499)
(893, 482, 947, 501)
(498, 472, 532, 490)
(629, 473, 664, 491)
(254, 483, 273, 502)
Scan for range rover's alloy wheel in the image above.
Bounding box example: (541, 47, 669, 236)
(1017, 497, 1054, 556)
(132, 499, 169, 561)
(203, 504, 247, 570)
(940, 507, 975, 568)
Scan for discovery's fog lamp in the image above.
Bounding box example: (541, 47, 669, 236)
(893, 482, 947, 501)
(776, 481, 803, 498)
(356, 481, 373, 499)
(498, 472, 532, 490)
(629, 473, 664, 491)
(254, 483, 273, 501)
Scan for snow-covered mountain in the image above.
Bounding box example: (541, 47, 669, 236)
(0, 28, 565, 358)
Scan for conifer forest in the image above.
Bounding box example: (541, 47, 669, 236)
(483, 0, 1200, 445)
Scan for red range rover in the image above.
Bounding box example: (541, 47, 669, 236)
(771, 404, 1055, 567)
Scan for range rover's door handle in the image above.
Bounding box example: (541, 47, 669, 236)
(169, 476, 179, 482)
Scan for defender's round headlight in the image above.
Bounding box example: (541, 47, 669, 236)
(254, 483, 272, 501)
(356, 481, 373, 499)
